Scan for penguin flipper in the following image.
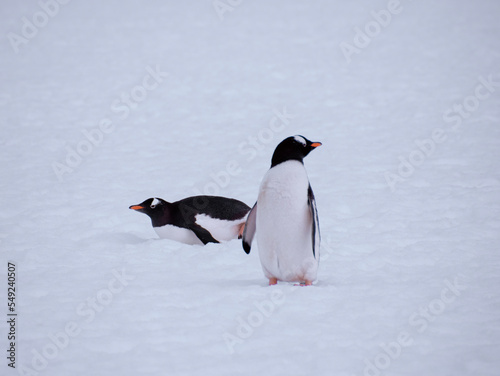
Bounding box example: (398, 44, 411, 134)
(242, 202, 257, 254)
(308, 185, 320, 258)
(189, 224, 219, 245)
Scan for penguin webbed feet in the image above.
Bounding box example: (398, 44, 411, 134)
(300, 280, 313, 286)
(268, 278, 313, 286)
(268, 278, 278, 286)
(237, 223, 245, 239)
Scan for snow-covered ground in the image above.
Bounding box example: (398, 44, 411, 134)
(1, 1, 500, 375)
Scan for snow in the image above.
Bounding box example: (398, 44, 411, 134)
(1, 0, 500, 375)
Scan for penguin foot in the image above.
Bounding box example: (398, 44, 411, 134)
(269, 278, 278, 286)
(294, 280, 313, 286)
(237, 223, 245, 239)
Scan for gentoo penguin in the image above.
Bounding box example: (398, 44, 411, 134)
(242, 135, 321, 285)
(130, 196, 250, 245)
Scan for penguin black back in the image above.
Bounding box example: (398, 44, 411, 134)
(174, 196, 250, 225)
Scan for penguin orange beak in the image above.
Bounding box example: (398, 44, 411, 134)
(311, 142, 322, 148)
(129, 205, 144, 210)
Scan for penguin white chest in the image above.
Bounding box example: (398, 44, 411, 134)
(194, 214, 246, 242)
(256, 160, 317, 282)
(153, 215, 245, 244)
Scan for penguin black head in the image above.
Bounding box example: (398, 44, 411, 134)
(271, 135, 322, 167)
(129, 197, 170, 225)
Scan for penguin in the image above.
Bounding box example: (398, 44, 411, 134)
(130, 196, 251, 245)
(242, 135, 321, 285)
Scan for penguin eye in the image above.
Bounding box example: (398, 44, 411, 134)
(150, 198, 160, 209)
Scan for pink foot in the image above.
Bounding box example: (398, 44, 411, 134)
(269, 278, 278, 286)
(294, 280, 313, 286)
(237, 223, 245, 239)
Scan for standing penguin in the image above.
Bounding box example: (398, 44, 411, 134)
(242, 135, 321, 285)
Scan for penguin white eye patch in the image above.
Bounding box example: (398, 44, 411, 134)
(293, 135, 307, 146)
(151, 198, 160, 207)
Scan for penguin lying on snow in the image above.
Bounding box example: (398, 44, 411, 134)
(243, 135, 321, 286)
(130, 196, 250, 245)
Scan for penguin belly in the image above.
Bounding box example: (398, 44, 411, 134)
(256, 161, 318, 283)
(153, 225, 203, 245)
(194, 214, 247, 242)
